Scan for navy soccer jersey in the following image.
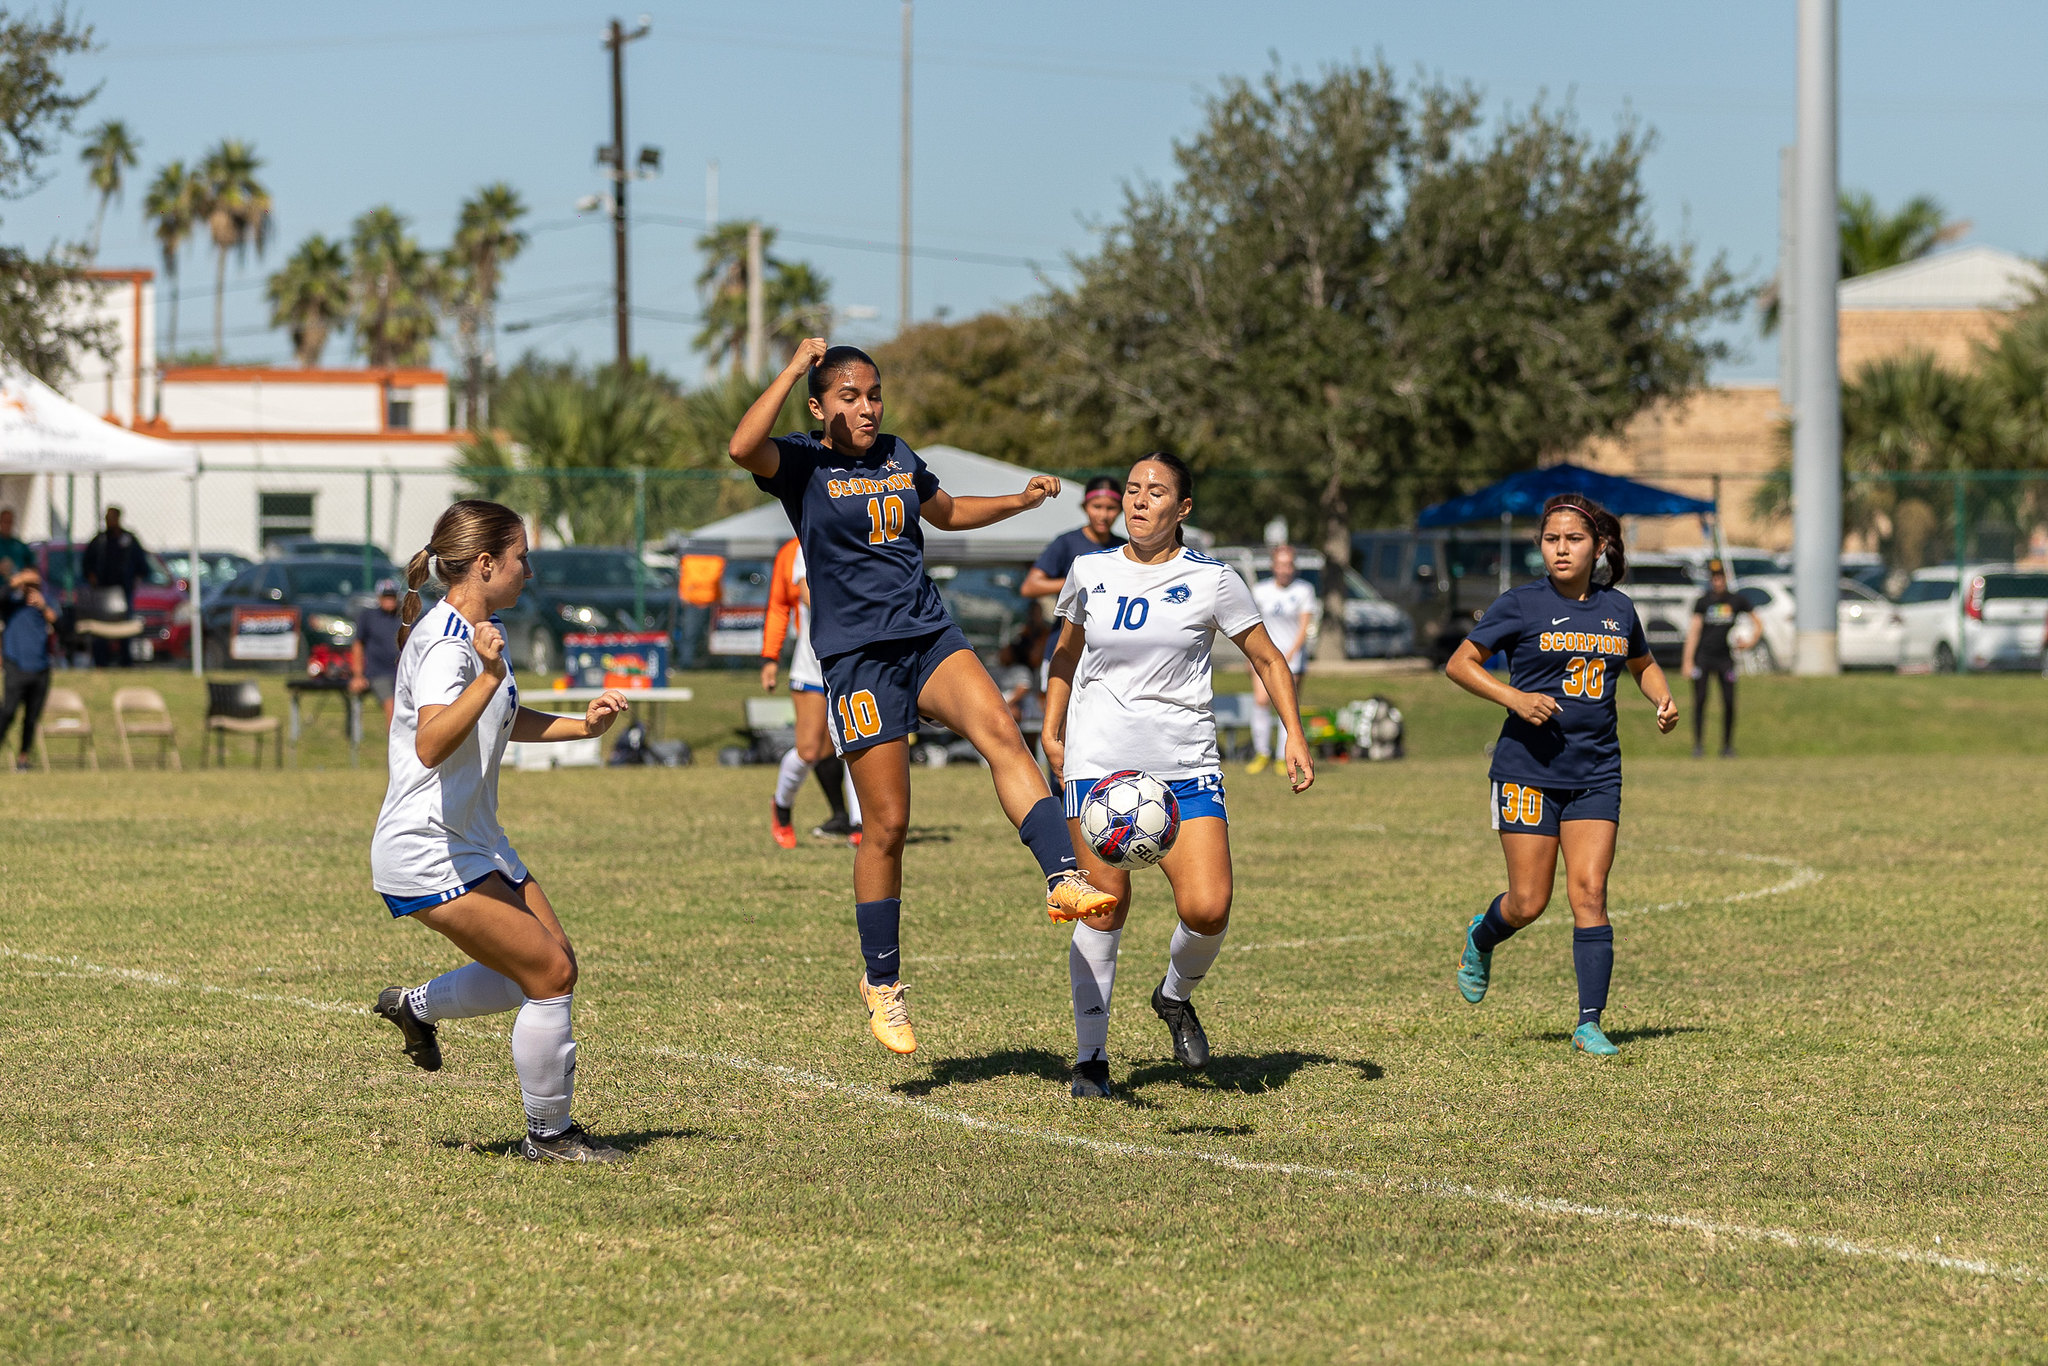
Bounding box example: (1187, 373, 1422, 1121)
(1033, 526, 1125, 582)
(1466, 579, 1649, 788)
(755, 431, 952, 659)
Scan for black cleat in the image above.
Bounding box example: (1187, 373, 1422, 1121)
(811, 811, 854, 841)
(374, 987, 441, 1072)
(1070, 1058, 1113, 1099)
(1151, 982, 1210, 1070)
(521, 1122, 626, 1164)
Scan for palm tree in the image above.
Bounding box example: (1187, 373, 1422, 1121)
(142, 160, 201, 357)
(1762, 189, 1970, 334)
(266, 235, 350, 366)
(766, 261, 833, 362)
(196, 139, 273, 361)
(79, 119, 139, 259)
(694, 221, 831, 375)
(447, 182, 528, 427)
(350, 206, 443, 366)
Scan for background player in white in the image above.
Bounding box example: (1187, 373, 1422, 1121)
(1043, 452, 1315, 1098)
(370, 500, 632, 1163)
(762, 538, 861, 847)
(1247, 544, 1317, 774)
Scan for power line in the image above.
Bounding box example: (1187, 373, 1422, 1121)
(634, 212, 1061, 271)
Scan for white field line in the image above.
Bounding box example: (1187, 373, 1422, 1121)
(3, 940, 2026, 1285)
(654, 1046, 2036, 1286)
(911, 844, 1825, 963)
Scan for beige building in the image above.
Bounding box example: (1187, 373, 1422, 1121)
(1580, 245, 2045, 552)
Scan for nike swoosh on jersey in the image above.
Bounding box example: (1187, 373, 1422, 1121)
(1551, 616, 1571, 625)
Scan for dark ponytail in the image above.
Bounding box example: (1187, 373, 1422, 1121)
(1539, 492, 1626, 587)
(808, 345, 879, 399)
(1133, 451, 1194, 545)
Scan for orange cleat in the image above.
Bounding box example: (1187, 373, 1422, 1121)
(1046, 869, 1118, 923)
(858, 976, 917, 1054)
(771, 805, 797, 851)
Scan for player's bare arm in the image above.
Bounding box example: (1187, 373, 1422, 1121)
(1446, 637, 1561, 727)
(512, 689, 631, 743)
(413, 621, 510, 768)
(1681, 614, 1703, 675)
(727, 336, 828, 476)
(1627, 653, 1680, 733)
(922, 477, 1062, 531)
(1234, 622, 1316, 791)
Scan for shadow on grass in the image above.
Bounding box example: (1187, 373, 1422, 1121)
(1166, 1123, 1255, 1137)
(435, 1127, 717, 1158)
(903, 825, 957, 846)
(1125, 1051, 1383, 1096)
(891, 1048, 1070, 1097)
(1522, 1025, 1709, 1046)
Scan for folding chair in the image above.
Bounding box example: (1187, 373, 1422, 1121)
(35, 687, 98, 771)
(113, 686, 183, 770)
(205, 679, 282, 768)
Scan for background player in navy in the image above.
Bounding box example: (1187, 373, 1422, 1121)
(729, 338, 1117, 1056)
(1021, 475, 1126, 602)
(1681, 559, 1753, 759)
(1443, 493, 1678, 1056)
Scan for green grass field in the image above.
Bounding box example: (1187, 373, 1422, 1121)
(4, 670, 2048, 1360)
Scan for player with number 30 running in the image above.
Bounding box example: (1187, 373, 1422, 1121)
(1443, 493, 1678, 1057)
(728, 338, 1117, 1056)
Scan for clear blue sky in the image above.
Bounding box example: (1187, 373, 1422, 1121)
(18, 1, 2048, 383)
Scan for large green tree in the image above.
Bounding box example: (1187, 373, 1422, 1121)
(265, 233, 349, 366)
(0, 9, 109, 383)
(349, 205, 441, 366)
(1044, 62, 1737, 625)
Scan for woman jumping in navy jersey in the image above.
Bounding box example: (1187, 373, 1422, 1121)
(1444, 493, 1678, 1056)
(730, 338, 1117, 1055)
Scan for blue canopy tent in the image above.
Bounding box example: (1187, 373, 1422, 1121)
(1416, 462, 1715, 528)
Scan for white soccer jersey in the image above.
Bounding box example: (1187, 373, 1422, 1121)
(370, 599, 527, 899)
(1254, 576, 1318, 670)
(789, 547, 823, 689)
(1056, 546, 1263, 780)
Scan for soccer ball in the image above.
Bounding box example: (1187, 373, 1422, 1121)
(1079, 770, 1181, 869)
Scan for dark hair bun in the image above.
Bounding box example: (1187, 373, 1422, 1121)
(807, 345, 879, 400)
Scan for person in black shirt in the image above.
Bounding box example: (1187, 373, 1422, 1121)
(81, 506, 148, 668)
(1680, 560, 1753, 759)
(351, 578, 406, 723)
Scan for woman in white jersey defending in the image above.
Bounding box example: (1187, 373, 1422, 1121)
(1042, 453, 1316, 1099)
(370, 500, 632, 1163)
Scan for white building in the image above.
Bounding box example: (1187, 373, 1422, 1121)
(12, 268, 466, 558)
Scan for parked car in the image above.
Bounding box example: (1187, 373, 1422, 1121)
(199, 556, 385, 668)
(162, 548, 254, 594)
(1895, 563, 2048, 671)
(267, 537, 399, 577)
(1733, 575, 1903, 671)
(499, 547, 679, 675)
(1351, 528, 1547, 664)
(29, 540, 191, 663)
(1615, 554, 1704, 666)
(1210, 546, 1416, 658)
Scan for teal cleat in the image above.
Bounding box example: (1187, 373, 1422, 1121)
(1572, 1021, 1619, 1056)
(1456, 913, 1491, 1004)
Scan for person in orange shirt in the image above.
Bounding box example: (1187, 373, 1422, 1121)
(762, 537, 860, 847)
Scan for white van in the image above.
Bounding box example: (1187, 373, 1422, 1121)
(1896, 564, 2048, 671)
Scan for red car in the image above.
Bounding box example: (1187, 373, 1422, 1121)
(30, 540, 192, 664)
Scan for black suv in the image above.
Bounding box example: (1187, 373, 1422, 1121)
(499, 548, 678, 675)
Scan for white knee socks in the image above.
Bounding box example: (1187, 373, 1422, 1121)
(1069, 923, 1122, 1063)
(1162, 923, 1226, 1002)
(511, 994, 576, 1138)
(1249, 702, 1274, 758)
(774, 747, 811, 810)
(409, 961, 526, 1022)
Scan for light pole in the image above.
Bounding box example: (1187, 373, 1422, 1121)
(599, 16, 655, 370)
(899, 0, 912, 332)
(1791, 0, 1841, 674)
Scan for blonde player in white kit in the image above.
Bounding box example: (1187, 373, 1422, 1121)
(1247, 543, 1318, 774)
(1043, 453, 1315, 1099)
(370, 500, 632, 1164)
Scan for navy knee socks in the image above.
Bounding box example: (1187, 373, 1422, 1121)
(1471, 894, 1519, 953)
(1573, 924, 1614, 1026)
(1019, 795, 1077, 882)
(855, 898, 902, 986)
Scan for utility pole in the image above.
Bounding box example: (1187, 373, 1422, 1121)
(745, 221, 765, 381)
(601, 17, 652, 370)
(899, 0, 912, 332)
(1791, 0, 1841, 674)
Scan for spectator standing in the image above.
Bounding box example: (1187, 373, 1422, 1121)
(82, 506, 148, 668)
(0, 568, 58, 771)
(0, 508, 30, 576)
(351, 578, 405, 723)
(1680, 559, 1753, 759)
(1247, 545, 1318, 775)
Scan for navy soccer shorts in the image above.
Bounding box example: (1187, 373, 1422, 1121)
(1490, 780, 1620, 836)
(820, 623, 975, 755)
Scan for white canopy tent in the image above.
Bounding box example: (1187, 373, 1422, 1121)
(0, 364, 205, 674)
(682, 443, 1119, 564)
